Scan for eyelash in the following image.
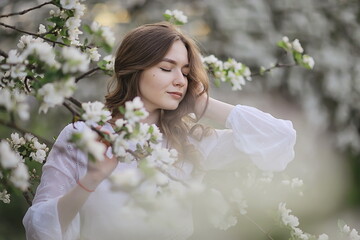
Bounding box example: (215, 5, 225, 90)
(160, 68, 188, 77)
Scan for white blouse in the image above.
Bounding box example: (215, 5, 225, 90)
(23, 105, 296, 240)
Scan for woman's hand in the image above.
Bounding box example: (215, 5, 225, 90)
(84, 128, 118, 189)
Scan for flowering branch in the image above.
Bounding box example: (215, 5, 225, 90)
(0, 1, 54, 19)
(75, 66, 101, 83)
(0, 119, 52, 146)
(251, 63, 297, 77)
(0, 22, 69, 47)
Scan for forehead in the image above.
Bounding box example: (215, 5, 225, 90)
(163, 40, 189, 65)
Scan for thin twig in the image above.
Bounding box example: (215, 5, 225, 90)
(63, 101, 80, 118)
(75, 67, 101, 83)
(22, 191, 33, 206)
(250, 63, 296, 77)
(0, 119, 53, 146)
(244, 215, 275, 240)
(0, 49, 8, 58)
(0, 22, 69, 47)
(67, 97, 82, 108)
(0, 1, 54, 19)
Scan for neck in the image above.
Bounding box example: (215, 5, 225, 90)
(142, 109, 160, 125)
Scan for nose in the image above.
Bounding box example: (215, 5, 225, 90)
(173, 69, 187, 87)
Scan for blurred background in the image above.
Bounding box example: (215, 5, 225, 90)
(0, 0, 359, 239)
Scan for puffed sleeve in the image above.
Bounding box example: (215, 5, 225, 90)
(194, 105, 296, 172)
(23, 122, 86, 240)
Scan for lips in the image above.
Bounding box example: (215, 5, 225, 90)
(167, 91, 183, 99)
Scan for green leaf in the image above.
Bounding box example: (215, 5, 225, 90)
(293, 51, 303, 65)
(62, 37, 71, 45)
(83, 24, 92, 34)
(97, 60, 107, 70)
(214, 77, 221, 87)
(48, 16, 64, 26)
(277, 40, 290, 51)
(119, 106, 126, 115)
(163, 14, 172, 21)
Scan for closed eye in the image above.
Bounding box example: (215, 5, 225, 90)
(160, 68, 171, 72)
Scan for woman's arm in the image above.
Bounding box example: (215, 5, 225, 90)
(194, 94, 296, 172)
(201, 97, 235, 126)
(57, 153, 117, 233)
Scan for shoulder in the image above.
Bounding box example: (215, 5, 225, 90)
(55, 121, 87, 144)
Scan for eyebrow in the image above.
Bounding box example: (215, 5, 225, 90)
(162, 58, 189, 68)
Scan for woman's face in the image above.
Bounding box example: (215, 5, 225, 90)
(139, 40, 189, 113)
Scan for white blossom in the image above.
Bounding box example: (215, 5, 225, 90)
(61, 46, 89, 73)
(38, 24, 46, 34)
(115, 118, 127, 128)
(10, 132, 26, 146)
(90, 21, 101, 32)
(81, 101, 111, 125)
(292, 39, 304, 53)
(282, 36, 292, 49)
(22, 41, 59, 68)
(101, 26, 115, 47)
(164, 9, 188, 24)
(10, 163, 29, 191)
(60, 0, 77, 9)
(109, 168, 143, 191)
(75, 128, 107, 161)
(206, 188, 237, 230)
(86, 47, 101, 61)
(17, 35, 44, 49)
(0, 190, 10, 204)
(124, 97, 149, 123)
(303, 55, 315, 69)
(229, 188, 248, 215)
(65, 17, 83, 45)
(317, 234, 329, 240)
(38, 77, 76, 113)
(103, 55, 114, 71)
(90, 22, 115, 47)
(6, 49, 24, 65)
(29, 149, 47, 163)
(73, 2, 86, 18)
(0, 140, 21, 169)
(278, 202, 299, 228)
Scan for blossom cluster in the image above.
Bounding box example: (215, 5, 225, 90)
(0, 140, 30, 193)
(278, 36, 315, 70)
(202, 55, 252, 90)
(340, 222, 360, 240)
(7, 132, 49, 164)
(81, 101, 111, 125)
(0, 88, 29, 120)
(278, 202, 329, 240)
(0, 131, 50, 203)
(163, 9, 188, 25)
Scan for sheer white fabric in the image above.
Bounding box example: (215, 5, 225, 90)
(23, 105, 296, 240)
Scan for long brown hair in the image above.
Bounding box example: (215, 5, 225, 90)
(105, 22, 210, 161)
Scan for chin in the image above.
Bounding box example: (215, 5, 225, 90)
(162, 104, 180, 111)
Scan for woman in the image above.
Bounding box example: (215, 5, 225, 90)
(23, 22, 296, 240)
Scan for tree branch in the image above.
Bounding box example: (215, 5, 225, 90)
(0, 49, 8, 58)
(67, 97, 82, 108)
(0, 22, 69, 47)
(75, 67, 101, 83)
(0, 1, 54, 19)
(250, 63, 297, 77)
(0, 119, 53, 146)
